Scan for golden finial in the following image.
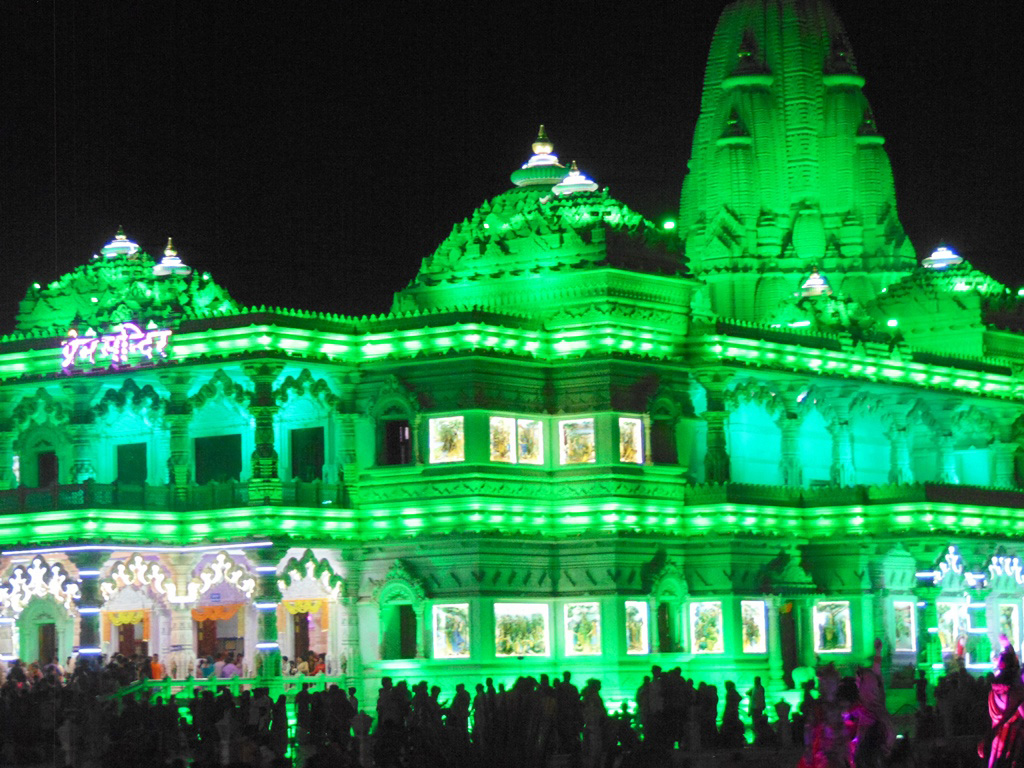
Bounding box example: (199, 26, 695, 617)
(532, 124, 554, 155)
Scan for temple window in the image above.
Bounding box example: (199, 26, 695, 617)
(115, 443, 147, 485)
(290, 426, 324, 481)
(37, 449, 59, 487)
(650, 414, 676, 465)
(559, 418, 596, 465)
(489, 416, 544, 464)
(194, 434, 242, 484)
(381, 603, 418, 659)
(618, 417, 644, 464)
(381, 419, 412, 466)
(428, 416, 465, 463)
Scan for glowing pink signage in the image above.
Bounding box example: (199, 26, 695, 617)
(61, 322, 172, 370)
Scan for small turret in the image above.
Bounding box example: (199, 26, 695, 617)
(510, 125, 569, 187)
(153, 237, 193, 276)
(552, 161, 598, 196)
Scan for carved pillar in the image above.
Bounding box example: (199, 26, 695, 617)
(159, 373, 193, 505)
(992, 442, 1016, 488)
(334, 372, 362, 506)
(916, 585, 942, 685)
(0, 392, 17, 489)
(337, 595, 361, 686)
(245, 363, 285, 504)
(76, 561, 102, 655)
(61, 381, 101, 483)
(0, 429, 15, 489)
(765, 596, 785, 690)
(166, 553, 197, 679)
(938, 435, 959, 484)
(68, 424, 98, 483)
(829, 421, 855, 486)
(702, 412, 730, 484)
(256, 580, 283, 683)
(779, 416, 802, 487)
(888, 427, 914, 485)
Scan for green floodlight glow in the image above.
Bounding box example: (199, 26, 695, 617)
(887, 319, 899, 327)
(662, 220, 676, 230)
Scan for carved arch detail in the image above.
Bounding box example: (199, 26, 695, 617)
(277, 549, 345, 600)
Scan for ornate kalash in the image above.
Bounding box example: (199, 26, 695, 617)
(2, 1, 1023, 717)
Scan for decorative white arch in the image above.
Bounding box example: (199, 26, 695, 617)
(194, 551, 257, 600)
(99, 554, 178, 603)
(0, 557, 81, 617)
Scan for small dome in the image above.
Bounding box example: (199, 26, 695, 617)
(922, 245, 964, 270)
(510, 125, 569, 187)
(801, 269, 832, 297)
(552, 161, 598, 196)
(153, 238, 193, 276)
(100, 226, 140, 259)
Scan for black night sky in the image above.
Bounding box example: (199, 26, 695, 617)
(0, 1, 1019, 331)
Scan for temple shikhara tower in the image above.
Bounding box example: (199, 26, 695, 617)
(1, 0, 1022, 711)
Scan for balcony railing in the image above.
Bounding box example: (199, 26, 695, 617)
(0, 479, 345, 513)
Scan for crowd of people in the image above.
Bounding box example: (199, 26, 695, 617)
(0, 640, 1013, 768)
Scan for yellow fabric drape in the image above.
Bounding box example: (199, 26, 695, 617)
(102, 615, 110, 644)
(282, 599, 329, 628)
(283, 598, 324, 615)
(142, 612, 151, 642)
(192, 603, 242, 622)
(108, 610, 146, 626)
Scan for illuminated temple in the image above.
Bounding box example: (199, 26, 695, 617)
(2, 0, 1023, 705)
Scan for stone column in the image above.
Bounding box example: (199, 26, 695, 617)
(61, 381, 101, 483)
(779, 416, 802, 487)
(765, 596, 785, 691)
(68, 423, 98, 483)
(916, 585, 942, 685)
(992, 442, 1016, 488)
(0, 392, 15, 489)
(829, 421, 855, 486)
(165, 553, 197, 679)
(0, 429, 16, 490)
(159, 373, 193, 505)
(888, 427, 914, 485)
(255, 579, 283, 692)
(76, 571, 102, 654)
(937, 435, 959, 484)
(244, 363, 285, 504)
(702, 412, 730, 484)
(337, 595, 362, 686)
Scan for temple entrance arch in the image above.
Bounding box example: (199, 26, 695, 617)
(371, 560, 426, 660)
(191, 552, 258, 672)
(98, 554, 177, 659)
(19, 595, 74, 666)
(277, 549, 345, 669)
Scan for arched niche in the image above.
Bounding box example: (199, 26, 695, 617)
(19, 595, 76, 666)
(275, 370, 340, 483)
(13, 389, 71, 487)
(849, 396, 891, 486)
(907, 401, 940, 483)
(951, 407, 996, 486)
(725, 384, 782, 484)
(650, 562, 689, 653)
(367, 377, 419, 467)
(189, 370, 254, 485)
(92, 380, 166, 484)
(371, 560, 426, 660)
(797, 406, 833, 486)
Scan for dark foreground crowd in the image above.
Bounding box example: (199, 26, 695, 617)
(0, 641, 1012, 768)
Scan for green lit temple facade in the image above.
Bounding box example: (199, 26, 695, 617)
(2, 0, 1023, 705)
